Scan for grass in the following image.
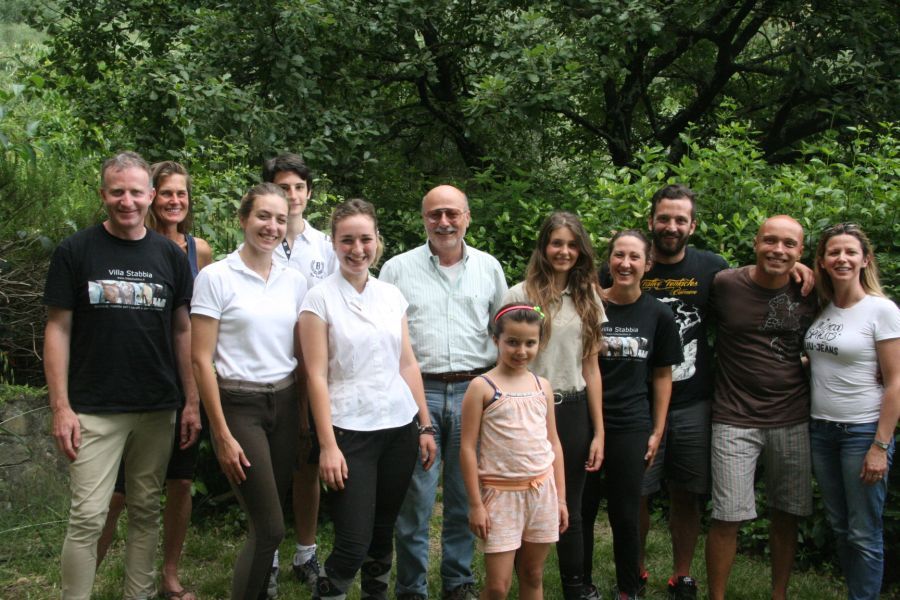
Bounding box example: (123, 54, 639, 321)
(0, 393, 875, 599)
(0, 388, 880, 599)
(0, 488, 859, 600)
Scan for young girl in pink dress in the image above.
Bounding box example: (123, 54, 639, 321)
(460, 304, 567, 599)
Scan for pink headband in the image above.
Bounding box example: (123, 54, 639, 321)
(494, 305, 545, 322)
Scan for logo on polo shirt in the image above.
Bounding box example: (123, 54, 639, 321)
(310, 260, 326, 279)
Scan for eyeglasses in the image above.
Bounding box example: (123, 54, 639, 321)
(424, 208, 467, 224)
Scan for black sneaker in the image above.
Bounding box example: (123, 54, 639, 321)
(442, 583, 478, 600)
(396, 594, 426, 600)
(667, 576, 698, 600)
(582, 583, 601, 600)
(292, 554, 321, 588)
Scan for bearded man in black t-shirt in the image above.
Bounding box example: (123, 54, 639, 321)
(637, 184, 727, 599)
(43, 152, 196, 600)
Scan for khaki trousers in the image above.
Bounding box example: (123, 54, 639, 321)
(60, 410, 175, 600)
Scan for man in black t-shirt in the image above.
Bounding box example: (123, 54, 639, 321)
(637, 184, 727, 599)
(43, 152, 195, 600)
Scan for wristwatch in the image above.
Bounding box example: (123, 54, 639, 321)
(872, 439, 890, 451)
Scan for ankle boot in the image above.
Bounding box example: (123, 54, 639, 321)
(313, 566, 352, 600)
(360, 553, 392, 599)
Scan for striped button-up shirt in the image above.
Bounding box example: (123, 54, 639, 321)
(379, 242, 508, 373)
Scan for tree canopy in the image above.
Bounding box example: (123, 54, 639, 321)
(28, 0, 899, 189)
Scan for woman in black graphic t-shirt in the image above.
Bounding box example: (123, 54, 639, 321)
(582, 230, 682, 600)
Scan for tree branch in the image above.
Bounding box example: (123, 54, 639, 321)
(545, 106, 615, 147)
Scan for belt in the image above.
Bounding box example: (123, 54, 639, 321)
(217, 374, 295, 393)
(480, 468, 553, 491)
(553, 388, 587, 405)
(422, 367, 491, 383)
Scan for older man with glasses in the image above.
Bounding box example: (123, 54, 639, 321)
(381, 185, 508, 600)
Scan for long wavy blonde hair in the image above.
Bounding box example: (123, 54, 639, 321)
(524, 212, 603, 357)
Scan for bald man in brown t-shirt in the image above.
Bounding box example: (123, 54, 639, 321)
(705, 216, 818, 600)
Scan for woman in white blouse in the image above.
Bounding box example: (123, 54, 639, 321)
(300, 198, 436, 600)
(191, 183, 308, 599)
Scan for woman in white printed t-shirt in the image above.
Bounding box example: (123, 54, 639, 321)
(299, 198, 436, 600)
(806, 223, 900, 600)
(191, 183, 308, 599)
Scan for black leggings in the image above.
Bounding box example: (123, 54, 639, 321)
(219, 382, 299, 600)
(554, 397, 593, 582)
(582, 429, 649, 595)
(323, 421, 418, 589)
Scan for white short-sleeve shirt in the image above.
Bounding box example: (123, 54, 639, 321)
(301, 272, 418, 431)
(807, 294, 900, 423)
(274, 220, 337, 287)
(192, 251, 307, 383)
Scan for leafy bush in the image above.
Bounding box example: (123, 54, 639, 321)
(0, 151, 101, 242)
(445, 121, 899, 297)
(0, 145, 104, 385)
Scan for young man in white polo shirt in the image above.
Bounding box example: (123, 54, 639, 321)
(262, 153, 336, 595)
(265, 153, 336, 285)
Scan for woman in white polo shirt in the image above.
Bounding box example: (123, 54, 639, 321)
(191, 183, 308, 599)
(300, 198, 436, 600)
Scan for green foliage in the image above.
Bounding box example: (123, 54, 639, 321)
(675, 122, 899, 294)
(24, 0, 900, 188)
(178, 138, 256, 257)
(0, 21, 43, 52)
(465, 167, 557, 282)
(452, 121, 899, 297)
(0, 152, 101, 241)
(0, 382, 39, 403)
(0, 0, 30, 23)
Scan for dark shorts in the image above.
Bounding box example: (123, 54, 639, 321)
(113, 406, 203, 494)
(641, 400, 711, 496)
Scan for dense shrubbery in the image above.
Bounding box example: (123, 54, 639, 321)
(461, 121, 899, 294)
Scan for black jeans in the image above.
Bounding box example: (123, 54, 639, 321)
(581, 429, 649, 595)
(219, 381, 299, 600)
(554, 395, 592, 583)
(324, 421, 419, 583)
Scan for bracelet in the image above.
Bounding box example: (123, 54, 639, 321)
(417, 425, 437, 436)
(558, 499, 567, 505)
